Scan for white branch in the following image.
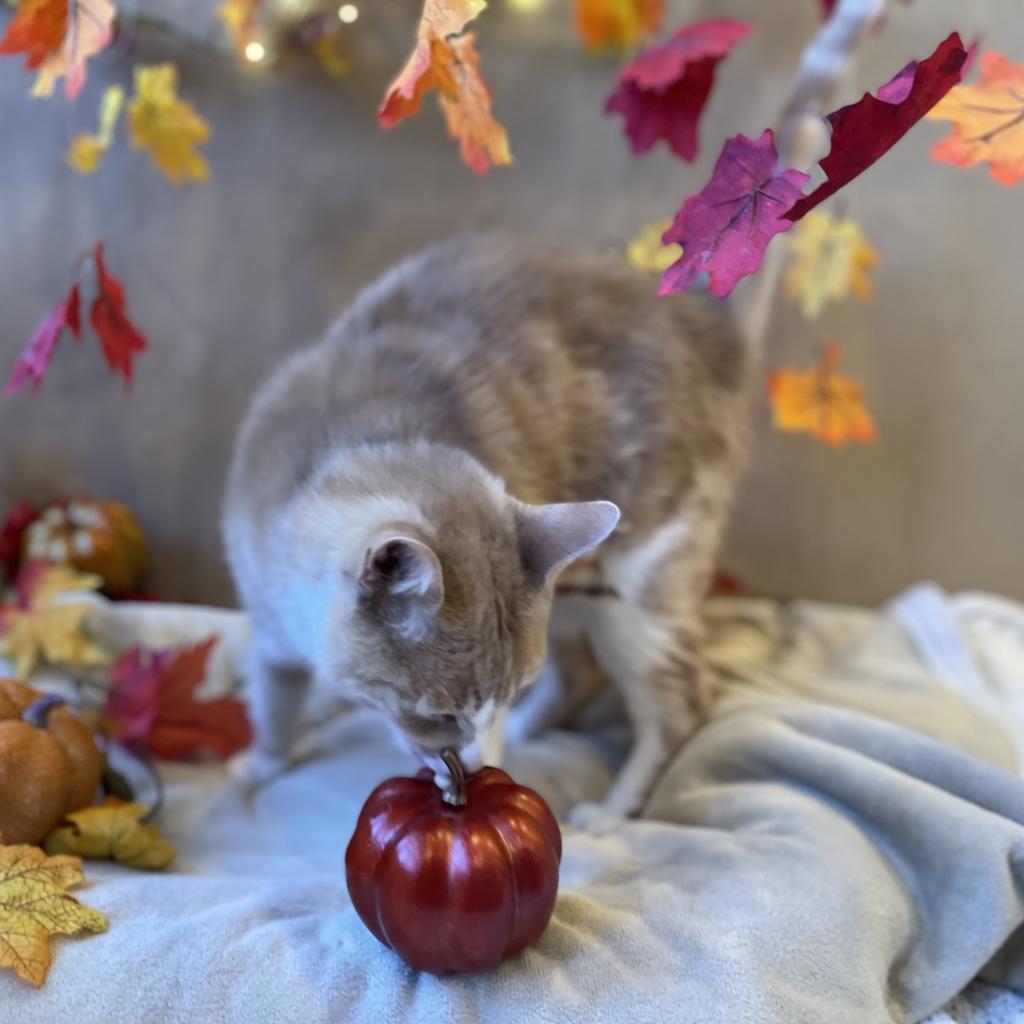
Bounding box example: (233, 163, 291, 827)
(738, 0, 889, 348)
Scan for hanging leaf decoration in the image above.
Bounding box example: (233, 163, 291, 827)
(67, 85, 125, 176)
(606, 19, 752, 162)
(659, 130, 809, 299)
(4, 283, 81, 397)
(574, 0, 663, 51)
(769, 343, 877, 447)
(784, 210, 879, 321)
(927, 51, 1024, 186)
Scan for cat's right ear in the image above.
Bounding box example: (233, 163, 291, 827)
(518, 500, 620, 589)
(358, 534, 443, 641)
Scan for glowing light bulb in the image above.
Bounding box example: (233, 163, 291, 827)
(244, 40, 266, 62)
(338, 3, 358, 22)
(508, 0, 545, 10)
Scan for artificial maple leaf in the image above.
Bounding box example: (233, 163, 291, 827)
(768, 343, 877, 447)
(0, 844, 107, 987)
(0, 564, 108, 678)
(90, 243, 148, 388)
(215, 0, 261, 52)
(30, 0, 116, 100)
(784, 210, 879, 321)
(45, 799, 176, 870)
(626, 219, 680, 273)
(659, 130, 809, 299)
(4, 282, 81, 397)
(606, 19, 752, 162)
(127, 63, 211, 185)
(67, 84, 124, 176)
(436, 33, 510, 174)
(786, 32, 968, 221)
(0, 0, 67, 70)
(927, 51, 1024, 186)
(378, 0, 486, 127)
(104, 637, 252, 761)
(574, 0, 663, 50)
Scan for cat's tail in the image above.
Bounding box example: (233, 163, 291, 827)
(734, 0, 887, 357)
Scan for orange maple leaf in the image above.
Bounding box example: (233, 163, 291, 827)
(927, 51, 1024, 186)
(437, 34, 510, 174)
(0, 0, 68, 70)
(768, 343, 877, 448)
(574, 0, 663, 50)
(378, 0, 510, 173)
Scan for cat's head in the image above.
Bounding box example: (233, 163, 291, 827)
(324, 465, 618, 770)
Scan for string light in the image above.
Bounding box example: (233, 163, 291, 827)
(507, 0, 546, 10)
(337, 4, 358, 22)
(244, 40, 267, 62)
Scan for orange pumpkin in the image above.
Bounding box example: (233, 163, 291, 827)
(0, 681, 103, 845)
(21, 498, 148, 596)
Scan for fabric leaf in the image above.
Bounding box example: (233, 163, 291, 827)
(66, 84, 124, 175)
(785, 32, 968, 221)
(0, 0, 67, 70)
(606, 19, 752, 162)
(626, 219, 680, 273)
(45, 800, 176, 870)
(30, 0, 116, 100)
(926, 51, 1024, 186)
(4, 283, 81, 397)
(768, 343, 877, 447)
(784, 211, 879, 321)
(659, 130, 809, 299)
(574, 0, 663, 50)
(104, 637, 252, 761)
(0, 845, 107, 987)
(127, 63, 211, 185)
(89, 243, 148, 389)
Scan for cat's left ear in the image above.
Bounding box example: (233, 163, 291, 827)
(359, 533, 444, 641)
(518, 500, 620, 589)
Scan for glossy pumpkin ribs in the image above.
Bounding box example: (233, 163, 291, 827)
(345, 764, 562, 974)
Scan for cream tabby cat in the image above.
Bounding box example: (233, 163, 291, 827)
(223, 234, 753, 817)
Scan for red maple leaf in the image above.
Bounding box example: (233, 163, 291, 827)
(659, 130, 809, 299)
(0, 0, 67, 70)
(105, 638, 253, 760)
(606, 19, 752, 162)
(89, 243, 148, 389)
(785, 32, 968, 221)
(4, 283, 81, 396)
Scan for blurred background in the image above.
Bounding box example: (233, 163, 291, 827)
(1, 0, 1021, 606)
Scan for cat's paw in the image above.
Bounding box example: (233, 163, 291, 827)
(566, 801, 624, 832)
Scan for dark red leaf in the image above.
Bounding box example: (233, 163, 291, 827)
(4, 283, 81, 396)
(785, 32, 968, 221)
(659, 130, 809, 298)
(89, 243, 148, 388)
(104, 637, 253, 760)
(606, 19, 752, 161)
(0, 502, 38, 582)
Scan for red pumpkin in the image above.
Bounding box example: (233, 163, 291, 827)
(345, 754, 562, 974)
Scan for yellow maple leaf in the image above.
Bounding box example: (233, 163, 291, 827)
(784, 210, 879, 321)
(927, 51, 1024, 186)
(0, 565, 108, 678)
(574, 0, 662, 50)
(0, 844, 107, 987)
(626, 219, 681, 273)
(768, 343, 877, 448)
(45, 800, 176, 870)
(31, 0, 116, 100)
(437, 33, 511, 174)
(127, 63, 211, 185)
(66, 83, 125, 175)
(311, 35, 351, 78)
(215, 0, 260, 52)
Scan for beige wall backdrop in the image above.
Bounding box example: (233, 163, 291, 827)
(1, 0, 1021, 606)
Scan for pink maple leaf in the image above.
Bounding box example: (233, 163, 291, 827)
(4, 282, 81, 396)
(606, 19, 752, 162)
(659, 130, 809, 299)
(785, 32, 968, 221)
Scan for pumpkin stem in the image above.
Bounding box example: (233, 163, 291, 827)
(22, 693, 66, 728)
(440, 748, 468, 807)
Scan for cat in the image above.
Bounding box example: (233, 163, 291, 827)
(222, 234, 754, 817)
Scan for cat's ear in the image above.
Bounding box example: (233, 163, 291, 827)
(359, 534, 443, 640)
(518, 500, 620, 589)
